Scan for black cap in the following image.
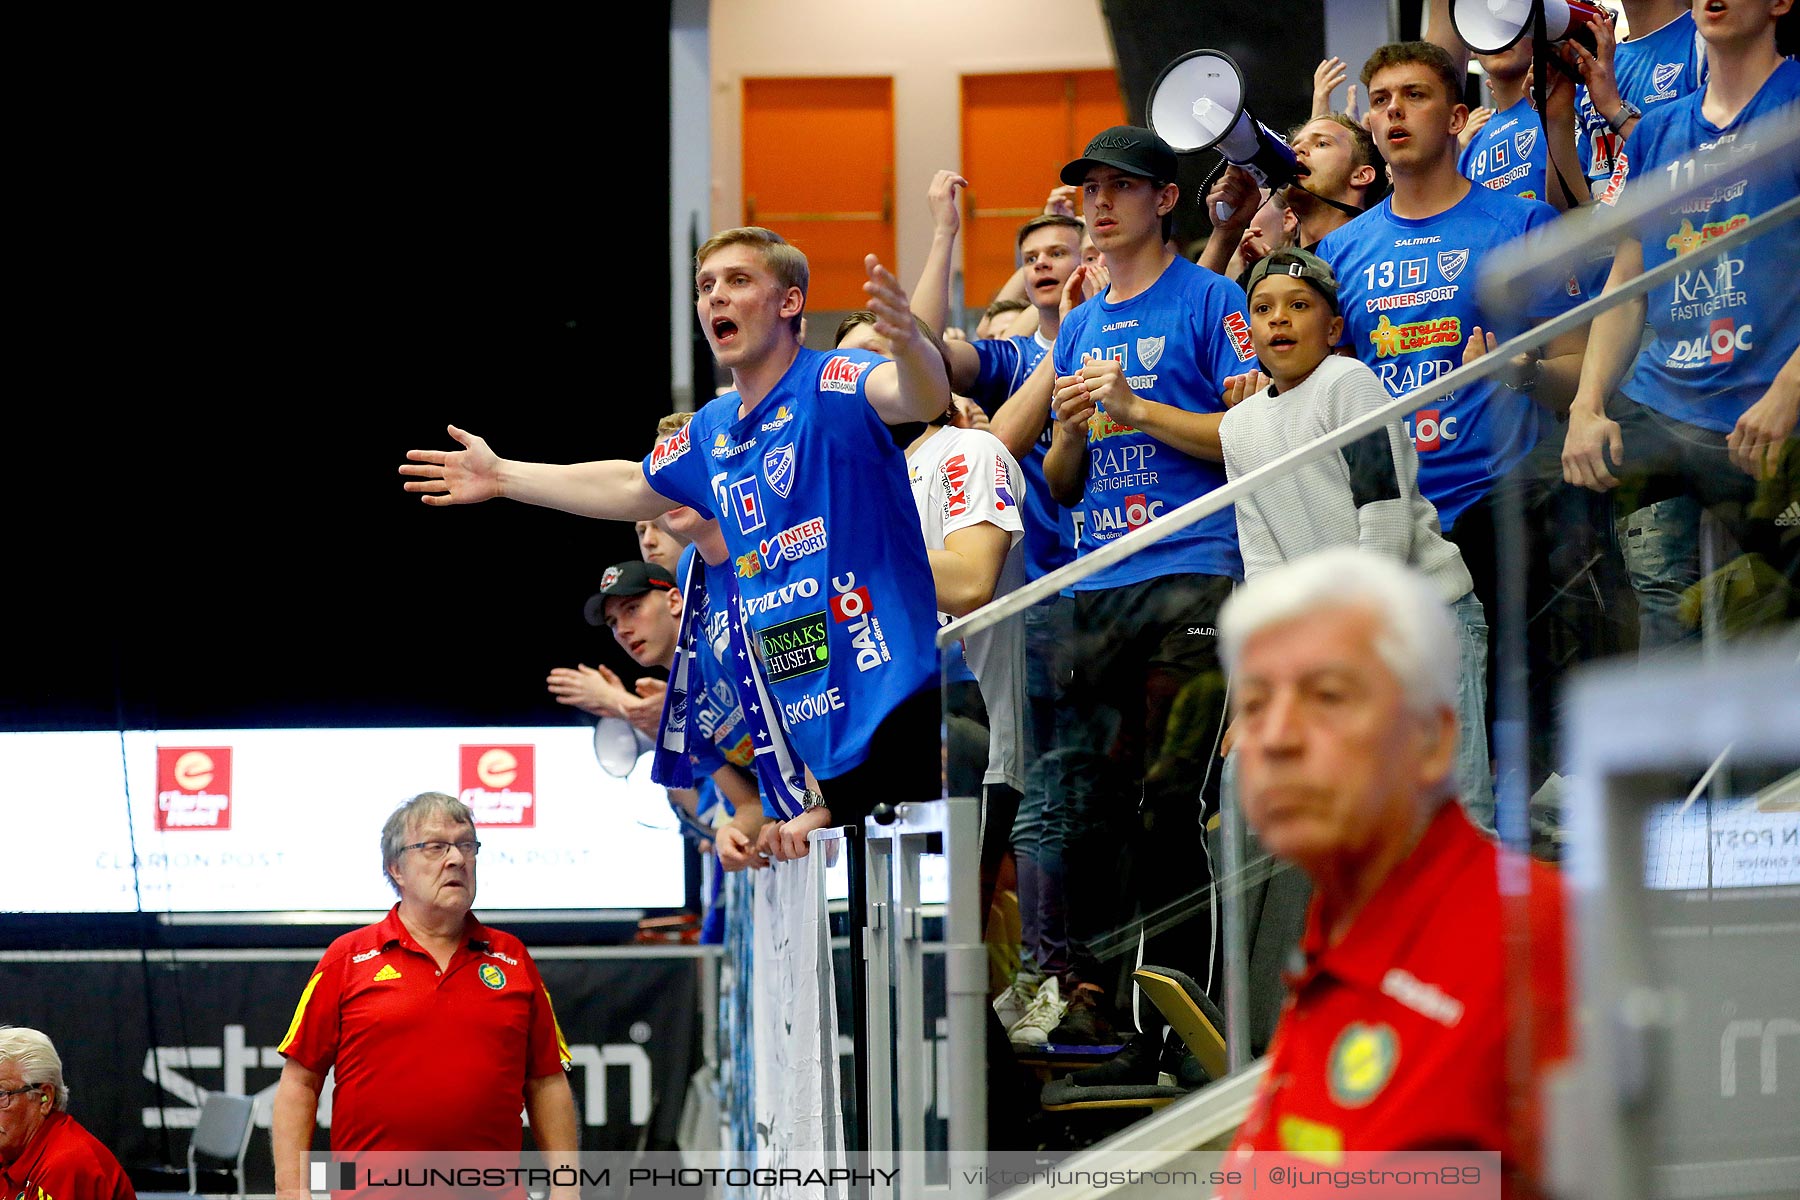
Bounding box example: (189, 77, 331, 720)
(1245, 248, 1340, 313)
(583, 561, 677, 626)
(1060, 125, 1179, 187)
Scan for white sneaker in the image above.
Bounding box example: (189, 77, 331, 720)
(993, 971, 1042, 1031)
(1007, 976, 1066, 1047)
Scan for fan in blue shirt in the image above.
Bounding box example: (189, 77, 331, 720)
(403, 230, 952, 858)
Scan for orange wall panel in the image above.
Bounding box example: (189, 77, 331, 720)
(742, 76, 896, 313)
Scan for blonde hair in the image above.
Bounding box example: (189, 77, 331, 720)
(655, 410, 696, 438)
(695, 227, 810, 335)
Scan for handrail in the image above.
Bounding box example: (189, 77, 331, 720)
(940, 122, 1800, 648)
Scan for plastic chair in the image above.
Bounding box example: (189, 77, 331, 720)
(137, 1091, 255, 1200)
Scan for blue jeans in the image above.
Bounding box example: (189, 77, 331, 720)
(1013, 595, 1073, 978)
(1618, 495, 1704, 652)
(1451, 590, 1494, 831)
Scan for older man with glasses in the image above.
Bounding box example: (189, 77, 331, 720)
(271, 792, 579, 1199)
(0, 1026, 133, 1200)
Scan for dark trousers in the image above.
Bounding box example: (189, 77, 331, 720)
(1062, 573, 1234, 1014)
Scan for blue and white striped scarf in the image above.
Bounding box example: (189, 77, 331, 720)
(653, 549, 812, 820)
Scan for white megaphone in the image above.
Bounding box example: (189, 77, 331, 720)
(1449, 0, 1606, 54)
(1146, 49, 1302, 222)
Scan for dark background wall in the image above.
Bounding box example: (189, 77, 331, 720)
(1101, 0, 1327, 250)
(7, 9, 675, 733)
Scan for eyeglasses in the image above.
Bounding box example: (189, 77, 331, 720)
(399, 839, 481, 861)
(0, 1085, 42, 1110)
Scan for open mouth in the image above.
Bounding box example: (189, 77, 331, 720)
(712, 317, 739, 344)
(629, 639, 647, 658)
(1032, 275, 1061, 292)
(1387, 126, 1410, 146)
(1092, 217, 1118, 233)
(1265, 335, 1298, 350)
(1701, 0, 1725, 13)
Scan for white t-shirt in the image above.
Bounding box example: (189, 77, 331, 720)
(906, 425, 1030, 793)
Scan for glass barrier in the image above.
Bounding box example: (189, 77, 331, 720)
(930, 102, 1798, 1191)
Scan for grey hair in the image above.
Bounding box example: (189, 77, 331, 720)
(380, 792, 475, 895)
(1219, 547, 1459, 717)
(0, 1026, 69, 1110)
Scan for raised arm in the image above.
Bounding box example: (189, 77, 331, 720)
(1424, 0, 1471, 78)
(988, 354, 1056, 462)
(401, 426, 678, 520)
(912, 170, 985, 391)
(862, 254, 954, 424)
(1198, 167, 1262, 278)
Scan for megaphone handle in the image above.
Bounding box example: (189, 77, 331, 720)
(1214, 200, 1234, 222)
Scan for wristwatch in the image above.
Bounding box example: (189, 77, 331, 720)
(799, 788, 828, 813)
(1606, 99, 1642, 134)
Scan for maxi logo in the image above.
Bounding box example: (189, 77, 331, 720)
(832, 572, 890, 672)
(739, 577, 819, 619)
(757, 515, 828, 570)
(755, 611, 829, 683)
(648, 425, 690, 474)
(942, 453, 970, 519)
(820, 354, 871, 394)
(1223, 311, 1255, 361)
(763, 442, 795, 499)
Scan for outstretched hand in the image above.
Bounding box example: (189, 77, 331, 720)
(401, 425, 502, 506)
(1222, 371, 1272, 407)
(863, 254, 923, 346)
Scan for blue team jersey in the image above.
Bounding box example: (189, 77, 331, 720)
(1576, 9, 1706, 198)
(1320, 185, 1580, 530)
(1619, 60, 1800, 432)
(677, 543, 758, 782)
(643, 346, 938, 778)
(1459, 98, 1549, 201)
(1052, 256, 1252, 589)
(968, 333, 1079, 580)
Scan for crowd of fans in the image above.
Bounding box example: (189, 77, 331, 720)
(397, 0, 1795, 1162)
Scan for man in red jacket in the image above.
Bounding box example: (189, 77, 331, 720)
(0, 1027, 134, 1200)
(1219, 548, 1568, 1190)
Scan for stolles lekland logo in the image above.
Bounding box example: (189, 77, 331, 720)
(459, 744, 536, 826)
(156, 747, 232, 831)
(1370, 314, 1462, 359)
